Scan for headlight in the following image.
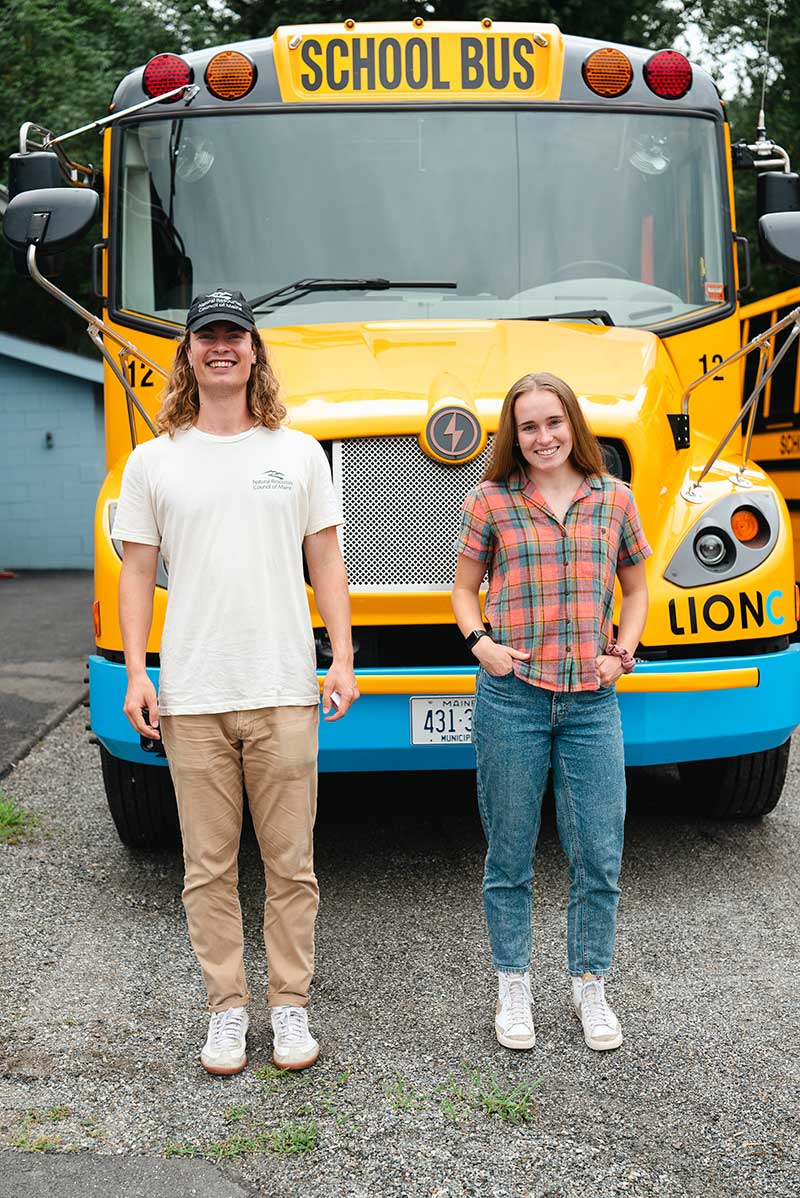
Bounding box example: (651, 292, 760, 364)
(694, 532, 729, 568)
(665, 491, 778, 588)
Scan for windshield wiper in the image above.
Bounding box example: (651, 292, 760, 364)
(250, 277, 457, 311)
(514, 308, 615, 327)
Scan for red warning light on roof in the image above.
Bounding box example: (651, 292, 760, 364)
(644, 51, 692, 100)
(142, 54, 192, 101)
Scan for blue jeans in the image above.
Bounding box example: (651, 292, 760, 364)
(472, 669, 626, 977)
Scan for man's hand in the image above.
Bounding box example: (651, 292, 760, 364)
(321, 663, 360, 722)
(595, 654, 624, 688)
(472, 638, 531, 678)
(123, 672, 160, 738)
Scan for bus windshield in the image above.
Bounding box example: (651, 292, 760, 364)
(118, 108, 729, 330)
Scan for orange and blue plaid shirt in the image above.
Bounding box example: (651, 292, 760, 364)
(456, 470, 651, 693)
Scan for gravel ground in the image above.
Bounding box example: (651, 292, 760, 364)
(1, 711, 799, 1197)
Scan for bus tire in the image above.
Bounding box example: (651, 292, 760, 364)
(677, 740, 791, 820)
(100, 746, 181, 850)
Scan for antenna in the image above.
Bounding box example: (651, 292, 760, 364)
(756, 4, 772, 142)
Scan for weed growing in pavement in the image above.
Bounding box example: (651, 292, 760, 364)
(164, 1142, 201, 1158)
(10, 1134, 61, 1152)
(47, 1106, 72, 1122)
(431, 1067, 542, 1125)
(267, 1119, 320, 1155)
(165, 1119, 320, 1161)
(253, 1062, 291, 1081)
(0, 792, 39, 844)
(224, 1104, 250, 1124)
(466, 1067, 541, 1125)
(385, 1075, 427, 1113)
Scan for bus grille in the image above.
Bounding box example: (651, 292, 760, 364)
(332, 436, 493, 592)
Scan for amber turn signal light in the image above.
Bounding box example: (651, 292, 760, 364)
(582, 48, 633, 98)
(731, 508, 760, 543)
(93, 600, 101, 639)
(205, 51, 256, 100)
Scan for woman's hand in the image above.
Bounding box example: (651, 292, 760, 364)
(595, 654, 624, 688)
(473, 637, 531, 677)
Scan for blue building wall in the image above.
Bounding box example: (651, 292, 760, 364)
(0, 335, 105, 569)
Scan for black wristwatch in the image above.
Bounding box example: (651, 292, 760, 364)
(465, 629, 490, 651)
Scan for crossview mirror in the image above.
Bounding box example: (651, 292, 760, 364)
(758, 211, 800, 274)
(3, 187, 99, 253)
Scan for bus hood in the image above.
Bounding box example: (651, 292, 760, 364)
(266, 318, 682, 457)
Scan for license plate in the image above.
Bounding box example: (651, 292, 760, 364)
(410, 696, 474, 745)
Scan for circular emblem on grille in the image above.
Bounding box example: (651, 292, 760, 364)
(424, 406, 482, 463)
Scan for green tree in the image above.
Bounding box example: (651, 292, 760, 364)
(685, 0, 800, 298)
(0, 0, 219, 351)
(221, 0, 682, 47)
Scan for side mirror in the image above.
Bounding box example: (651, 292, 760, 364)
(8, 151, 63, 199)
(758, 211, 800, 275)
(757, 172, 800, 220)
(3, 187, 99, 254)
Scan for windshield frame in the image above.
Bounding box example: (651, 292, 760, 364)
(108, 101, 736, 341)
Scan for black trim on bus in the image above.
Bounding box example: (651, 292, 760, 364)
(637, 635, 789, 661)
(98, 630, 791, 672)
(106, 104, 735, 343)
(754, 459, 800, 472)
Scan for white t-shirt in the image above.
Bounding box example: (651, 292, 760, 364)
(112, 425, 343, 715)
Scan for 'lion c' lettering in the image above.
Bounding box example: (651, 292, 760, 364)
(667, 589, 784, 636)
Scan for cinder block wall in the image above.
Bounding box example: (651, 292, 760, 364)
(0, 356, 105, 568)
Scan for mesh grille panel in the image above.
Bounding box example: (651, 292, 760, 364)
(334, 436, 493, 592)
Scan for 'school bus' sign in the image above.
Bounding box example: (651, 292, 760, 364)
(273, 25, 564, 103)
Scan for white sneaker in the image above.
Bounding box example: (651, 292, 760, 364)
(494, 972, 536, 1050)
(271, 1005, 320, 1071)
(201, 1006, 249, 1075)
(572, 974, 623, 1051)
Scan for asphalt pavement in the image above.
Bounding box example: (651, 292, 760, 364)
(0, 570, 93, 777)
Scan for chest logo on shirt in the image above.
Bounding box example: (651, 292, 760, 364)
(252, 468, 293, 492)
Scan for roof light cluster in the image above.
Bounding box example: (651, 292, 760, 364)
(142, 51, 256, 102)
(583, 48, 692, 100)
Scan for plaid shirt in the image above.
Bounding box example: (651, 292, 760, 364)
(456, 471, 651, 692)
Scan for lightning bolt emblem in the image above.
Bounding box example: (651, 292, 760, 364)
(443, 412, 464, 453)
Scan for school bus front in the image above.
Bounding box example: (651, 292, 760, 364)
(54, 21, 799, 831)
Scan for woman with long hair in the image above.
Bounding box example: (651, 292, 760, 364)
(452, 371, 650, 1052)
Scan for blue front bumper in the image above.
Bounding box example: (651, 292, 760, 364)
(89, 645, 800, 772)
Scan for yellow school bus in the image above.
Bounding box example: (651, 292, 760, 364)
(5, 21, 800, 848)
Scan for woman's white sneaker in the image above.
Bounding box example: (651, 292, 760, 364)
(271, 1005, 320, 1070)
(572, 974, 623, 1051)
(201, 1006, 249, 1075)
(495, 971, 536, 1050)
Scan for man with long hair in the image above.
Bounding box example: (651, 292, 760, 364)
(112, 289, 358, 1076)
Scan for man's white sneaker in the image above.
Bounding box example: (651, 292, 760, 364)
(495, 971, 536, 1050)
(572, 974, 623, 1051)
(271, 1005, 320, 1071)
(201, 1006, 249, 1075)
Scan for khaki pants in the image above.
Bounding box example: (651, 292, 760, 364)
(160, 705, 319, 1012)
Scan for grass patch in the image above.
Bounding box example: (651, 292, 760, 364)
(267, 1119, 320, 1155)
(165, 1119, 320, 1161)
(0, 792, 38, 844)
(436, 1068, 542, 1125)
(385, 1075, 426, 1113)
(164, 1142, 201, 1159)
(10, 1134, 61, 1152)
(224, 1104, 250, 1125)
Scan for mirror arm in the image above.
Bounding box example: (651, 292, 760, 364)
(18, 85, 199, 189)
(25, 244, 166, 447)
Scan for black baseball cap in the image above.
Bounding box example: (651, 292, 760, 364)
(186, 289, 255, 332)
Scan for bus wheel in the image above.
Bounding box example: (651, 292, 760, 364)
(677, 740, 791, 819)
(100, 746, 181, 850)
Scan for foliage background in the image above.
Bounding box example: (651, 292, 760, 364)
(0, 0, 797, 351)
